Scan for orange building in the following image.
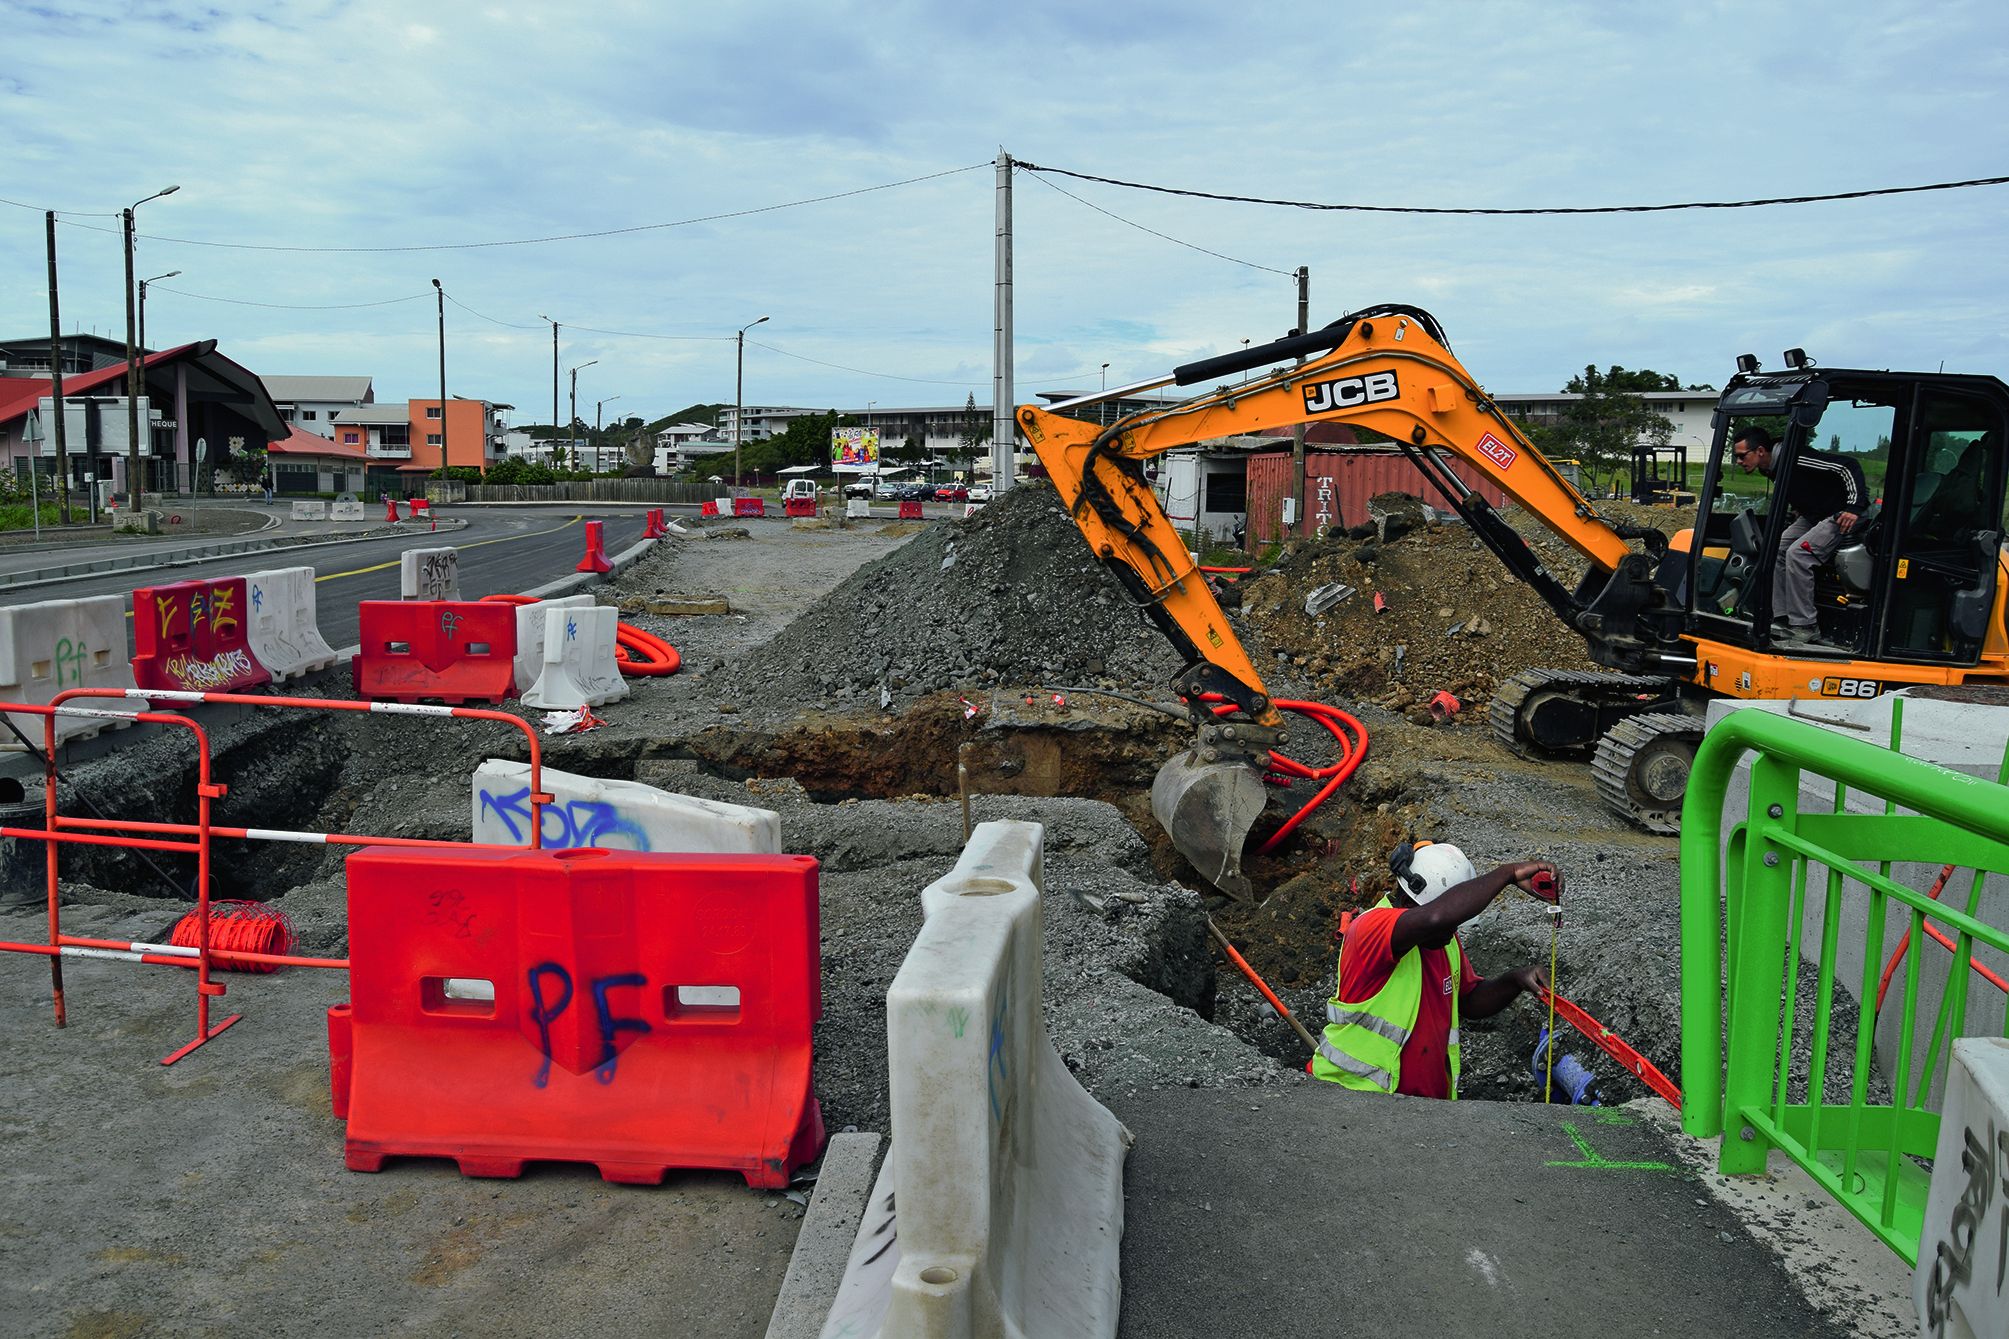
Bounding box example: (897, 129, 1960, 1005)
(331, 397, 508, 490)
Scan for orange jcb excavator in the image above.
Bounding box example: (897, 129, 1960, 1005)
(1017, 305, 2009, 896)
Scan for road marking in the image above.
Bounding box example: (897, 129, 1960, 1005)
(1544, 1120, 1674, 1172)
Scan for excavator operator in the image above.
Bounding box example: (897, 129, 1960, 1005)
(1732, 425, 1868, 642)
(1313, 842, 1562, 1099)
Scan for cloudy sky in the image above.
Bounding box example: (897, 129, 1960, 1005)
(5, 0, 2007, 427)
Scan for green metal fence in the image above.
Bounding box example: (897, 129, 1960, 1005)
(1681, 704, 2009, 1264)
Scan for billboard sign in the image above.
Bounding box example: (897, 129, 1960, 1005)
(831, 426, 880, 471)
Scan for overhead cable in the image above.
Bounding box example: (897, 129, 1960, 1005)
(1022, 170, 1293, 276)
(149, 284, 427, 311)
(746, 339, 987, 387)
(50, 162, 991, 253)
(1015, 161, 2009, 215)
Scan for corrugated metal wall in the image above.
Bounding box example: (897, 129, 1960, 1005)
(1245, 450, 1513, 543)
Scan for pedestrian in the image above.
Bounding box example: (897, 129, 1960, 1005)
(1312, 840, 1560, 1099)
(260, 468, 274, 505)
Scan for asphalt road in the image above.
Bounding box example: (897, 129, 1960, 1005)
(0, 510, 649, 651)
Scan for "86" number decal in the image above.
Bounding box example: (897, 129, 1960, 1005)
(1819, 676, 1882, 698)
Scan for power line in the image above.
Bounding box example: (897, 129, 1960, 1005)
(1015, 161, 2009, 216)
(442, 292, 545, 330)
(149, 284, 427, 311)
(565, 324, 732, 343)
(747, 339, 988, 387)
(52, 162, 991, 254)
(1021, 169, 1293, 276)
(0, 193, 119, 218)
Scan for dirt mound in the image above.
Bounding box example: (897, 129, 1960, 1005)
(706, 483, 1184, 718)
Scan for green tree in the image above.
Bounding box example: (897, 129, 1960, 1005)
(1543, 365, 1679, 479)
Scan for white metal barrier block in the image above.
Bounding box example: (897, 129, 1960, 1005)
(846, 498, 871, 519)
(509, 594, 593, 694)
(398, 546, 460, 601)
(821, 820, 1130, 1339)
(1916, 1037, 2009, 1338)
(522, 604, 629, 710)
(243, 566, 338, 682)
(0, 594, 136, 749)
(330, 499, 365, 521)
(471, 759, 781, 853)
(290, 499, 327, 520)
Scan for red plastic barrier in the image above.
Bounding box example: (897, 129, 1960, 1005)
(699, 500, 719, 517)
(576, 520, 612, 574)
(352, 601, 517, 704)
(733, 497, 767, 518)
(131, 578, 273, 693)
(642, 508, 668, 538)
(333, 845, 825, 1187)
(384, 496, 399, 523)
(783, 498, 817, 518)
(898, 501, 923, 520)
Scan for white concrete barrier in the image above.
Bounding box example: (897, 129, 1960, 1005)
(1915, 1037, 2009, 1337)
(522, 604, 629, 710)
(846, 499, 871, 520)
(330, 499, 365, 522)
(821, 820, 1130, 1339)
(290, 499, 327, 521)
(398, 546, 460, 601)
(243, 566, 338, 681)
(963, 502, 984, 519)
(715, 497, 734, 517)
(471, 759, 780, 853)
(510, 594, 593, 694)
(0, 594, 137, 749)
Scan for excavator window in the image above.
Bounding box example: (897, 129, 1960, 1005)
(1882, 392, 2005, 661)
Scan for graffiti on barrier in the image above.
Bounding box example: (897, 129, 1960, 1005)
(478, 784, 651, 851)
(525, 962, 652, 1087)
(162, 649, 256, 691)
(50, 637, 91, 688)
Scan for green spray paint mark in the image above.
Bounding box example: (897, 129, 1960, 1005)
(1545, 1121, 1675, 1172)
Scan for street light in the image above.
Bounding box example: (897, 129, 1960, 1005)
(734, 315, 769, 490)
(596, 395, 622, 472)
(1100, 363, 1110, 424)
(432, 280, 448, 472)
(538, 314, 559, 464)
(138, 270, 179, 355)
(123, 184, 178, 505)
(568, 360, 597, 472)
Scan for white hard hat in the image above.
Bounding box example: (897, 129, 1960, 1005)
(1398, 842, 1476, 905)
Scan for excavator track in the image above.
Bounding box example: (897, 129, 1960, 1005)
(1489, 669, 1682, 758)
(1591, 712, 1707, 835)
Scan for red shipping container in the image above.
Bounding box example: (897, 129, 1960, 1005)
(352, 600, 516, 704)
(1245, 449, 1513, 543)
(333, 845, 825, 1187)
(131, 577, 273, 693)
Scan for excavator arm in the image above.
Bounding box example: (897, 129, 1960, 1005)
(1016, 305, 1670, 896)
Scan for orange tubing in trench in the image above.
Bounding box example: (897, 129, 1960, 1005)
(481, 593, 681, 677)
(1204, 694, 1370, 855)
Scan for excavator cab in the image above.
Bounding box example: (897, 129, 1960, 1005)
(1687, 361, 2009, 672)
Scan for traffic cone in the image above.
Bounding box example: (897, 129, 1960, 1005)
(384, 496, 399, 523)
(576, 519, 612, 573)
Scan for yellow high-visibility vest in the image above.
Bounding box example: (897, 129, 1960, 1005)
(1311, 898, 1462, 1098)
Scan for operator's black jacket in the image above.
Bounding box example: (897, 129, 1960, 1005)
(1778, 447, 1867, 523)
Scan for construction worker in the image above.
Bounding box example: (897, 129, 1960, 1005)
(1312, 841, 1561, 1099)
(1731, 425, 1867, 642)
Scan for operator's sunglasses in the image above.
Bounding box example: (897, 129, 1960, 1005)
(1732, 447, 1755, 461)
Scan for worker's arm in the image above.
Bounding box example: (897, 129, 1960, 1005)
(1387, 861, 1560, 958)
(1460, 964, 1551, 1021)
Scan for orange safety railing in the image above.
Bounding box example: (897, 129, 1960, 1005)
(0, 687, 556, 1065)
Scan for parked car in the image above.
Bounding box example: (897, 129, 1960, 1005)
(934, 484, 968, 502)
(967, 484, 993, 503)
(874, 480, 904, 500)
(898, 482, 936, 501)
(841, 480, 875, 499)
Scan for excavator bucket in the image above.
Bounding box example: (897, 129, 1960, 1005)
(1150, 750, 1267, 901)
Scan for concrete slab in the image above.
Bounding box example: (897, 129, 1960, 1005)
(1111, 1087, 1866, 1338)
(765, 1133, 883, 1339)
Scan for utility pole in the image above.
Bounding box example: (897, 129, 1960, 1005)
(122, 185, 178, 510)
(1290, 266, 1309, 540)
(44, 211, 71, 524)
(539, 316, 559, 465)
(991, 150, 1015, 492)
(735, 315, 768, 490)
(432, 280, 447, 474)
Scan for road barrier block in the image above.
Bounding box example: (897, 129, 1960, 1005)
(1915, 1038, 2009, 1335)
(352, 601, 516, 704)
(290, 499, 328, 521)
(399, 546, 461, 601)
(472, 758, 780, 853)
(131, 578, 273, 694)
(734, 498, 767, 518)
(897, 501, 923, 520)
(510, 594, 594, 694)
(0, 594, 136, 749)
(412, 498, 430, 516)
(333, 844, 825, 1187)
(821, 820, 1130, 1339)
(575, 520, 612, 574)
(963, 502, 984, 519)
(700, 500, 719, 517)
(522, 605, 629, 710)
(331, 497, 365, 522)
(243, 566, 338, 681)
(643, 508, 669, 538)
(846, 499, 871, 519)
(383, 496, 399, 522)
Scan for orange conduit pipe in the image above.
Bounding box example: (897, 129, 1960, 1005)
(1873, 863, 2009, 1014)
(481, 592, 681, 676)
(1204, 695, 1370, 855)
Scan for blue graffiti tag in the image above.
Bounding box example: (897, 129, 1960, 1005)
(565, 616, 578, 642)
(590, 973, 653, 1084)
(478, 785, 651, 851)
(526, 962, 574, 1089)
(987, 984, 1010, 1123)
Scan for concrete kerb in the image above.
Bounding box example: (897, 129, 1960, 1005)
(517, 536, 655, 601)
(766, 1133, 886, 1339)
(0, 519, 470, 598)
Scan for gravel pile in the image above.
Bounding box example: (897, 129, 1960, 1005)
(705, 483, 1185, 719)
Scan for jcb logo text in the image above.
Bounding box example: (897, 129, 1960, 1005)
(1303, 371, 1399, 415)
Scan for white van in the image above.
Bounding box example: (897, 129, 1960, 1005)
(781, 479, 820, 503)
